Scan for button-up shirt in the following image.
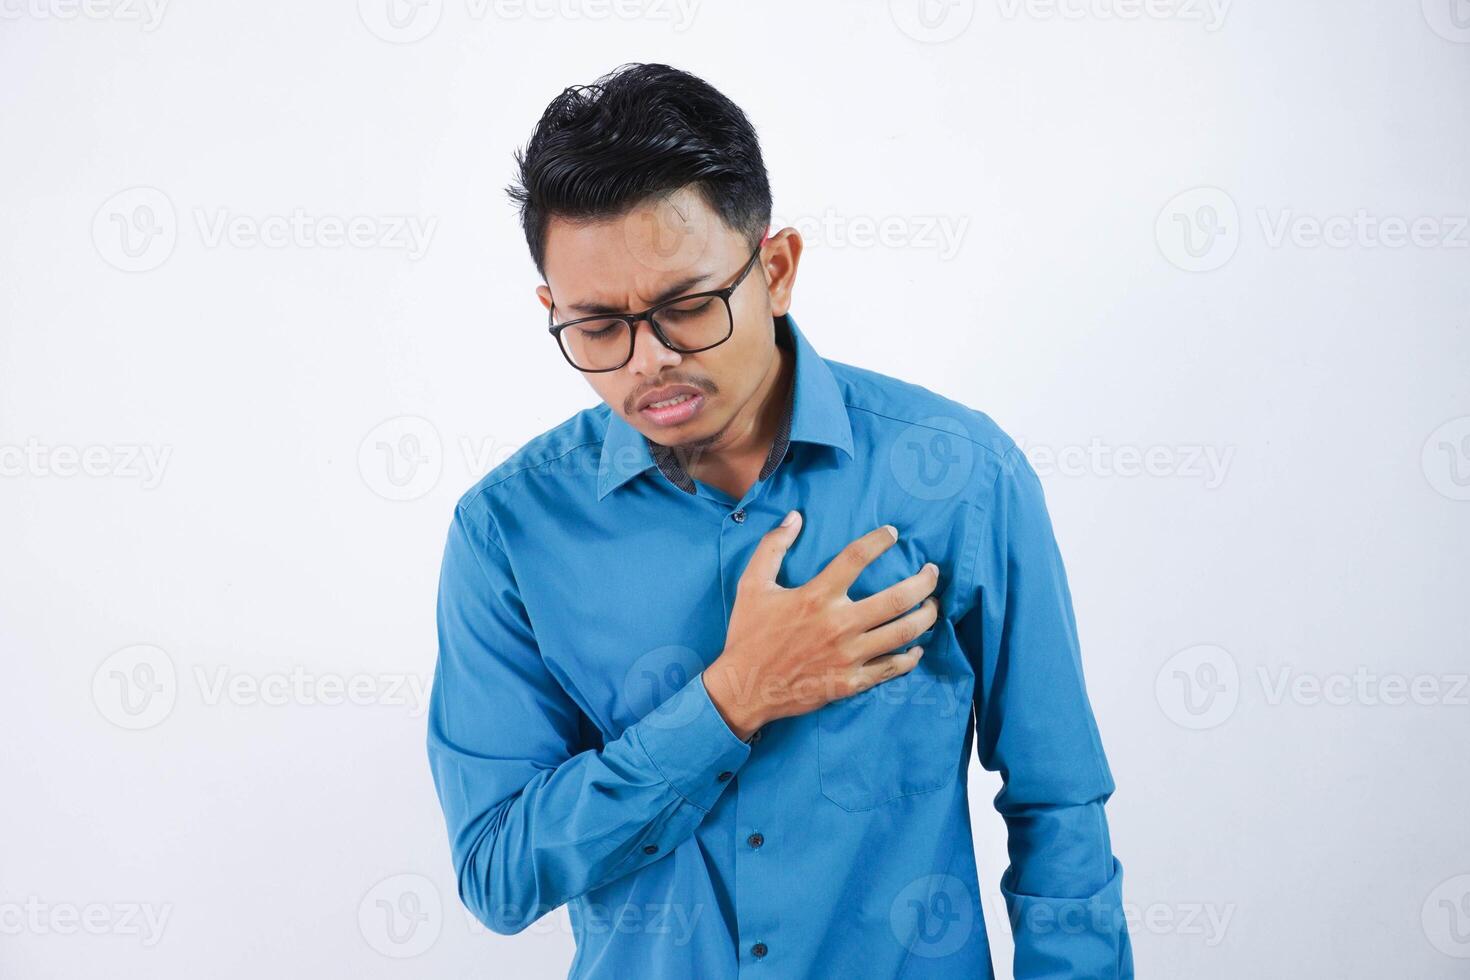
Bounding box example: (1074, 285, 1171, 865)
(427, 312, 1133, 979)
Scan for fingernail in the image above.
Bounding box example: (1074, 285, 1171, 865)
(781, 510, 799, 527)
(883, 524, 898, 541)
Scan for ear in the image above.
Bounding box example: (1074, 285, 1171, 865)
(535, 283, 554, 315)
(760, 228, 803, 317)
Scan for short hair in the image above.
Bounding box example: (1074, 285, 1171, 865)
(507, 62, 772, 277)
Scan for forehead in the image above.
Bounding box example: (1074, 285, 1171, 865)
(542, 186, 739, 308)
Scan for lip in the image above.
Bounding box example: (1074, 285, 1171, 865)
(635, 383, 705, 412)
(638, 391, 705, 428)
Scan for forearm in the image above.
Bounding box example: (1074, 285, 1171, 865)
(988, 708, 1131, 977)
(1000, 813, 1132, 980)
(430, 671, 750, 934)
(990, 744, 1133, 977)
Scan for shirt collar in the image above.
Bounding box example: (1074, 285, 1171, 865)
(596, 312, 854, 501)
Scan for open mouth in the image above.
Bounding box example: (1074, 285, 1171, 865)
(639, 391, 705, 426)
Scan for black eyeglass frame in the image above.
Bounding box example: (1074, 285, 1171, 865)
(546, 242, 764, 373)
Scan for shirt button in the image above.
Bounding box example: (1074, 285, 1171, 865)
(717, 770, 733, 782)
(751, 942, 768, 958)
(642, 844, 659, 854)
(747, 832, 764, 848)
(731, 509, 746, 523)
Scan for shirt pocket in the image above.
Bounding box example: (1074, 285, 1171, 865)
(814, 543, 974, 812)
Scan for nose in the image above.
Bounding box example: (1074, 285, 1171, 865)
(625, 317, 682, 376)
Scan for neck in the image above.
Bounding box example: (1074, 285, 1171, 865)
(675, 328, 793, 493)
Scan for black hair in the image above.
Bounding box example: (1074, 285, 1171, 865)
(507, 63, 772, 277)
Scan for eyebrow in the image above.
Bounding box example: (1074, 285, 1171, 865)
(560, 271, 716, 316)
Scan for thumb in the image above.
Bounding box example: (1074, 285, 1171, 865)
(741, 510, 802, 587)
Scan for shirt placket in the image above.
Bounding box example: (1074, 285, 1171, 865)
(718, 468, 784, 973)
(642, 337, 796, 970)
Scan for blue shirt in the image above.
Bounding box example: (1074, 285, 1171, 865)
(427, 312, 1133, 979)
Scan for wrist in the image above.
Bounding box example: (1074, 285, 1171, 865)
(703, 658, 762, 741)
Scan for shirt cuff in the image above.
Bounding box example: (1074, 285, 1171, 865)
(1002, 856, 1134, 980)
(632, 670, 753, 812)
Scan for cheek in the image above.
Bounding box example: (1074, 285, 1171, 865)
(585, 375, 623, 409)
(710, 327, 763, 386)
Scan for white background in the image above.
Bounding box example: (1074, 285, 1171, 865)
(3, 1, 1469, 977)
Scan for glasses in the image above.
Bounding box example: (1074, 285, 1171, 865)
(547, 242, 764, 373)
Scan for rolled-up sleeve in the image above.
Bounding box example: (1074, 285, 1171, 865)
(426, 493, 751, 934)
(956, 447, 1133, 979)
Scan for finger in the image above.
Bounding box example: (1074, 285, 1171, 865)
(851, 645, 924, 692)
(848, 561, 939, 632)
(740, 510, 803, 587)
(809, 524, 899, 598)
(854, 596, 940, 662)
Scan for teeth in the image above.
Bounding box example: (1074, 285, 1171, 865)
(648, 393, 692, 409)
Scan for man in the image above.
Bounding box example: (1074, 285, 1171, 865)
(427, 62, 1132, 979)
